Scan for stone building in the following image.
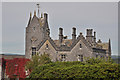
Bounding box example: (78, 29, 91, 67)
(25, 11, 111, 62)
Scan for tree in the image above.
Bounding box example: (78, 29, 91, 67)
(25, 53, 51, 72)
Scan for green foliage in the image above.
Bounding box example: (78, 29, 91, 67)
(25, 53, 52, 71)
(85, 57, 114, 65)
(27, 58, 120, 80)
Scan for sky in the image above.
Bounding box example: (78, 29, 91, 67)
(1, 2, 118, 55)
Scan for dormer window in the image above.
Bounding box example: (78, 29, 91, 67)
(46, 44, 49, 49)
(32, 47, 36, 56)
(80, 44, 82, 49)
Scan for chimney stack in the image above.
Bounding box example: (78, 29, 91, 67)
(108, 39, 111, 56)
(86, 29, 93, 37)
(94, 31, 96, 42)
(59, 28, 63, 44)
(86, 29, 93, 43)
(72, 27, 76, 43)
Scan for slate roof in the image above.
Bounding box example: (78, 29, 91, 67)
(36, 32, 108, 53)
(97, 43, 109, 51)
(37, 33, 93, 51)
(54, 39, 72, 47)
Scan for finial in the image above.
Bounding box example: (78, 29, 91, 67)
(80, 32, 82, 35)
(97, 39, 102, 43)
(34, 10, 36, 16)
(37, 4, 40, 18)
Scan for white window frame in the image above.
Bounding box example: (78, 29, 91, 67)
(77, 55, 83, 62)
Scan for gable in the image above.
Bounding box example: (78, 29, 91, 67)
(38, 40, 56, 51)
(71, 40, 92, 52)
(37, 40, 57, 61)
(71, 34, 92, 51)
(70, 40, 93, 58)
(37, 36, 58, 51)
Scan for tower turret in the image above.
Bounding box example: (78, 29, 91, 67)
(43, 13, 50, 38)
(27, 12, 32, 26)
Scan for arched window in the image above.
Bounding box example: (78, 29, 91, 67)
(32, 47, 36, 56)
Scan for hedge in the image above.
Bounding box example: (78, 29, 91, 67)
(27, 58, 120, 80)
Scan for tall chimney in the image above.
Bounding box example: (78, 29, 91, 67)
(72, 27, 76, 43)
(86, 29, 93, 43)
(59, 28, 63, 44)
(108, 39, 111, 57)
(94, 31, 96, 42)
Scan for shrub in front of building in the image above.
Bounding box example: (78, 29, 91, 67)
(28, 58, 120, 80)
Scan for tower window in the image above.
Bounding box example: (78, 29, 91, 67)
(80, 44, 82, 49)
(32, 47, 36, 56)
(77, 55, 83, 62)
(46, 44, 49, 49)
(61, 54, 66, 62)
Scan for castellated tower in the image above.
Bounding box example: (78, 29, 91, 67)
(25, 11, 50, 58)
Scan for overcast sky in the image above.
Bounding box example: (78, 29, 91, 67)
(1, 2, 118, 55)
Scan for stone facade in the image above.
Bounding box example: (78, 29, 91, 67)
(25, 11, 111, 62)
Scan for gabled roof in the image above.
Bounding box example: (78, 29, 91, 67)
(70, 33, 93, 51)
(37, 33, 93, 51)
(37, 36, 58, 51)
(92, 48, 106, 54)
(36, 32, 108, 54)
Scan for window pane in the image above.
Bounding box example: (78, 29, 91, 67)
(80, 44, 82, 48)
(46, 44, 48, 48)
(32, 47, 36, 56)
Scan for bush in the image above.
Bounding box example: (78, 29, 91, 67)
(27, 58, 120, 80)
